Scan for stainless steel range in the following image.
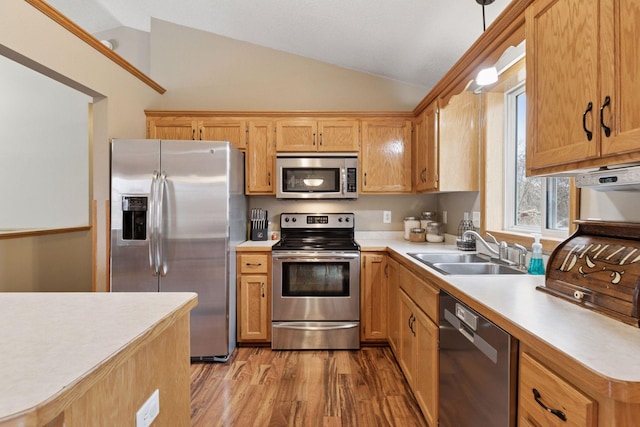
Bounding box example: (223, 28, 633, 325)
(271, 213, 360, 350)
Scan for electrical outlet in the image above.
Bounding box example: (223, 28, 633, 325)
(383, 211, 391, 224)
(472, 211, 481, 228)
(136, 389, 160, 427)
(443, 211, 448, 225)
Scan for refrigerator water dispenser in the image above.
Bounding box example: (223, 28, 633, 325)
(122, 196, 147, 240)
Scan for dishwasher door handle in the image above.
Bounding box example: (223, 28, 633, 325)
(444, 308, 499, 364)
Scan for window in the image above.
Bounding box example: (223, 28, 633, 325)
(504, 83, 570, 237)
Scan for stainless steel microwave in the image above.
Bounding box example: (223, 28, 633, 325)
(276, 153, 358, 199)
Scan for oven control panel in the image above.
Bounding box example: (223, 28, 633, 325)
(280, 213, 355, 229)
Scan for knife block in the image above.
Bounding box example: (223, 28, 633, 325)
(251, 228, 267, 241)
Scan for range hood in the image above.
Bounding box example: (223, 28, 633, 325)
(575, 165, 640, 191)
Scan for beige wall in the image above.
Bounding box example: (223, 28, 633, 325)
(0, 2, 428, 292)
(149, 19, 426, 111)
(0, 0, 162, 292)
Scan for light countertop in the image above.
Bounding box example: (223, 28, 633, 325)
(0, 292, 197, 423)
(358, 233, 640, 390)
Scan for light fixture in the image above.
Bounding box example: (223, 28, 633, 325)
(474, 0, 498, 87)
(475, 66, 498, 86)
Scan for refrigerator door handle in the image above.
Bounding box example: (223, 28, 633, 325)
(149, 170, 160, 276)
(157, 171, 168, 276)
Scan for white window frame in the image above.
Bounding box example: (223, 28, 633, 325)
(503, 82, 568, 239)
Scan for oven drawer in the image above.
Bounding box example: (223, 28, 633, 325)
(272, 322, 360, 350)
(239, 254, 269, 274)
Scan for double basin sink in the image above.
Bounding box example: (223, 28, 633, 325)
(408, 252, 526, 275)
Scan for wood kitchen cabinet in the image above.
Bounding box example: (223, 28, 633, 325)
(360, 119, 412, 193)
(147, 117, 197, 140)
(360, 252, 388, 343)
(386, 256, 400, 353)
(396, 264, 439, 427)
(435, 91, 479, 192)
(237, 252, 271, 343)
(519, 351, 597, 427)
(246, 120, 276, 195)
(146, 115, 247, 150)
(413, 101, 438, 193)
(275, 119, 359, 152)
(526, 0, 640, 175)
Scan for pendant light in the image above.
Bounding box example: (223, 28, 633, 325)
(475, 0, 498, 86)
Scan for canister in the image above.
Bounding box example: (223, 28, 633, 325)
(426, 222, 444, 242)
(404, 216, 420, 240)
(409, 228, 426, 242)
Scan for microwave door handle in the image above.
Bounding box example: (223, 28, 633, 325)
(342, 167, 347, 195)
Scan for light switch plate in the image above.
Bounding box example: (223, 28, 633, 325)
(383, 211, 391, 223)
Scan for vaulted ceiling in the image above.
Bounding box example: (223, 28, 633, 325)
(47, 0, 511, 91)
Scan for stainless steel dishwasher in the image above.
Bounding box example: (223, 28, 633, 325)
(439, 291, 518, 427)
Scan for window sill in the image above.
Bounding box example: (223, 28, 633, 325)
(484, 229, 564, 253)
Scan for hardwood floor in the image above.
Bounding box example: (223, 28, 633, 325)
(190, 346, 428, 427)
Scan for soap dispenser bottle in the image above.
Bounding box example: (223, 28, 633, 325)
(528, 234, 545, 275)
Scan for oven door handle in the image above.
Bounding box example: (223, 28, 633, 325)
(273, 322, 359, 331)
(272, 254, 360, 262)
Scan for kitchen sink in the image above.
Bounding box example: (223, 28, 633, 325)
(408, 252, 491, 265)
(408, 252, 526, 275)
(430, 262, 526, 275)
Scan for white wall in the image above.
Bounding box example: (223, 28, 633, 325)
(0, 55, 91, 229)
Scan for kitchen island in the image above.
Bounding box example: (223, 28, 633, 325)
(0, 292, 197, 427)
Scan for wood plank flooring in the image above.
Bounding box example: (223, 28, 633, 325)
(190, 346, 428, 427)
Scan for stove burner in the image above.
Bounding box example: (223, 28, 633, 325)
(274, 213, 359, 252)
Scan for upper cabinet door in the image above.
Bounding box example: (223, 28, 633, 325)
(275, 119, 317, 151)
(360, 119, 412, 193)
(526, 0, 600, 172)
(199, 119, 247, 150)
(246, 120, 275, 194)
(599, 0, 640, 157)
(147, 118, 196, 140)
(317, 120, 360, 152)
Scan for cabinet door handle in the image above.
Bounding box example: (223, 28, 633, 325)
(532, 388, 567, 422)
(600, 95, 611, 137)
(319, 132, 323, 146)
(364, 172, 367, 186)
(199, 128, 203, 140)
(246, 263, 262, 267)
(267, 172, 271, 186)
(582, 102, 593, 141)
(384, 264, 389, 278)
(313, 132, 316, 145)
(261, 282, 265, 298)
(192, 129, 196, 140)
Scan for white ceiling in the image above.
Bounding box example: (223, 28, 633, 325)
(47, 0, 511, 91)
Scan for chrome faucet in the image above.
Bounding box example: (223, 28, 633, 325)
(462, 230, 517, 266)
(513, 243, 528, 270)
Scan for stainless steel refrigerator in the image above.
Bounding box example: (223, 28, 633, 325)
(110, 139, 246, 361)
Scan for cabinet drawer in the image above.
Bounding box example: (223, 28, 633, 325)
(239, 254, 269, 274)
(399, 268, 438, 322)
(519, 352, 597, 427)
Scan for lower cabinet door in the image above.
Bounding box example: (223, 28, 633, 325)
(238, 274, 270, 342)
(414, 309, 438, 427)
